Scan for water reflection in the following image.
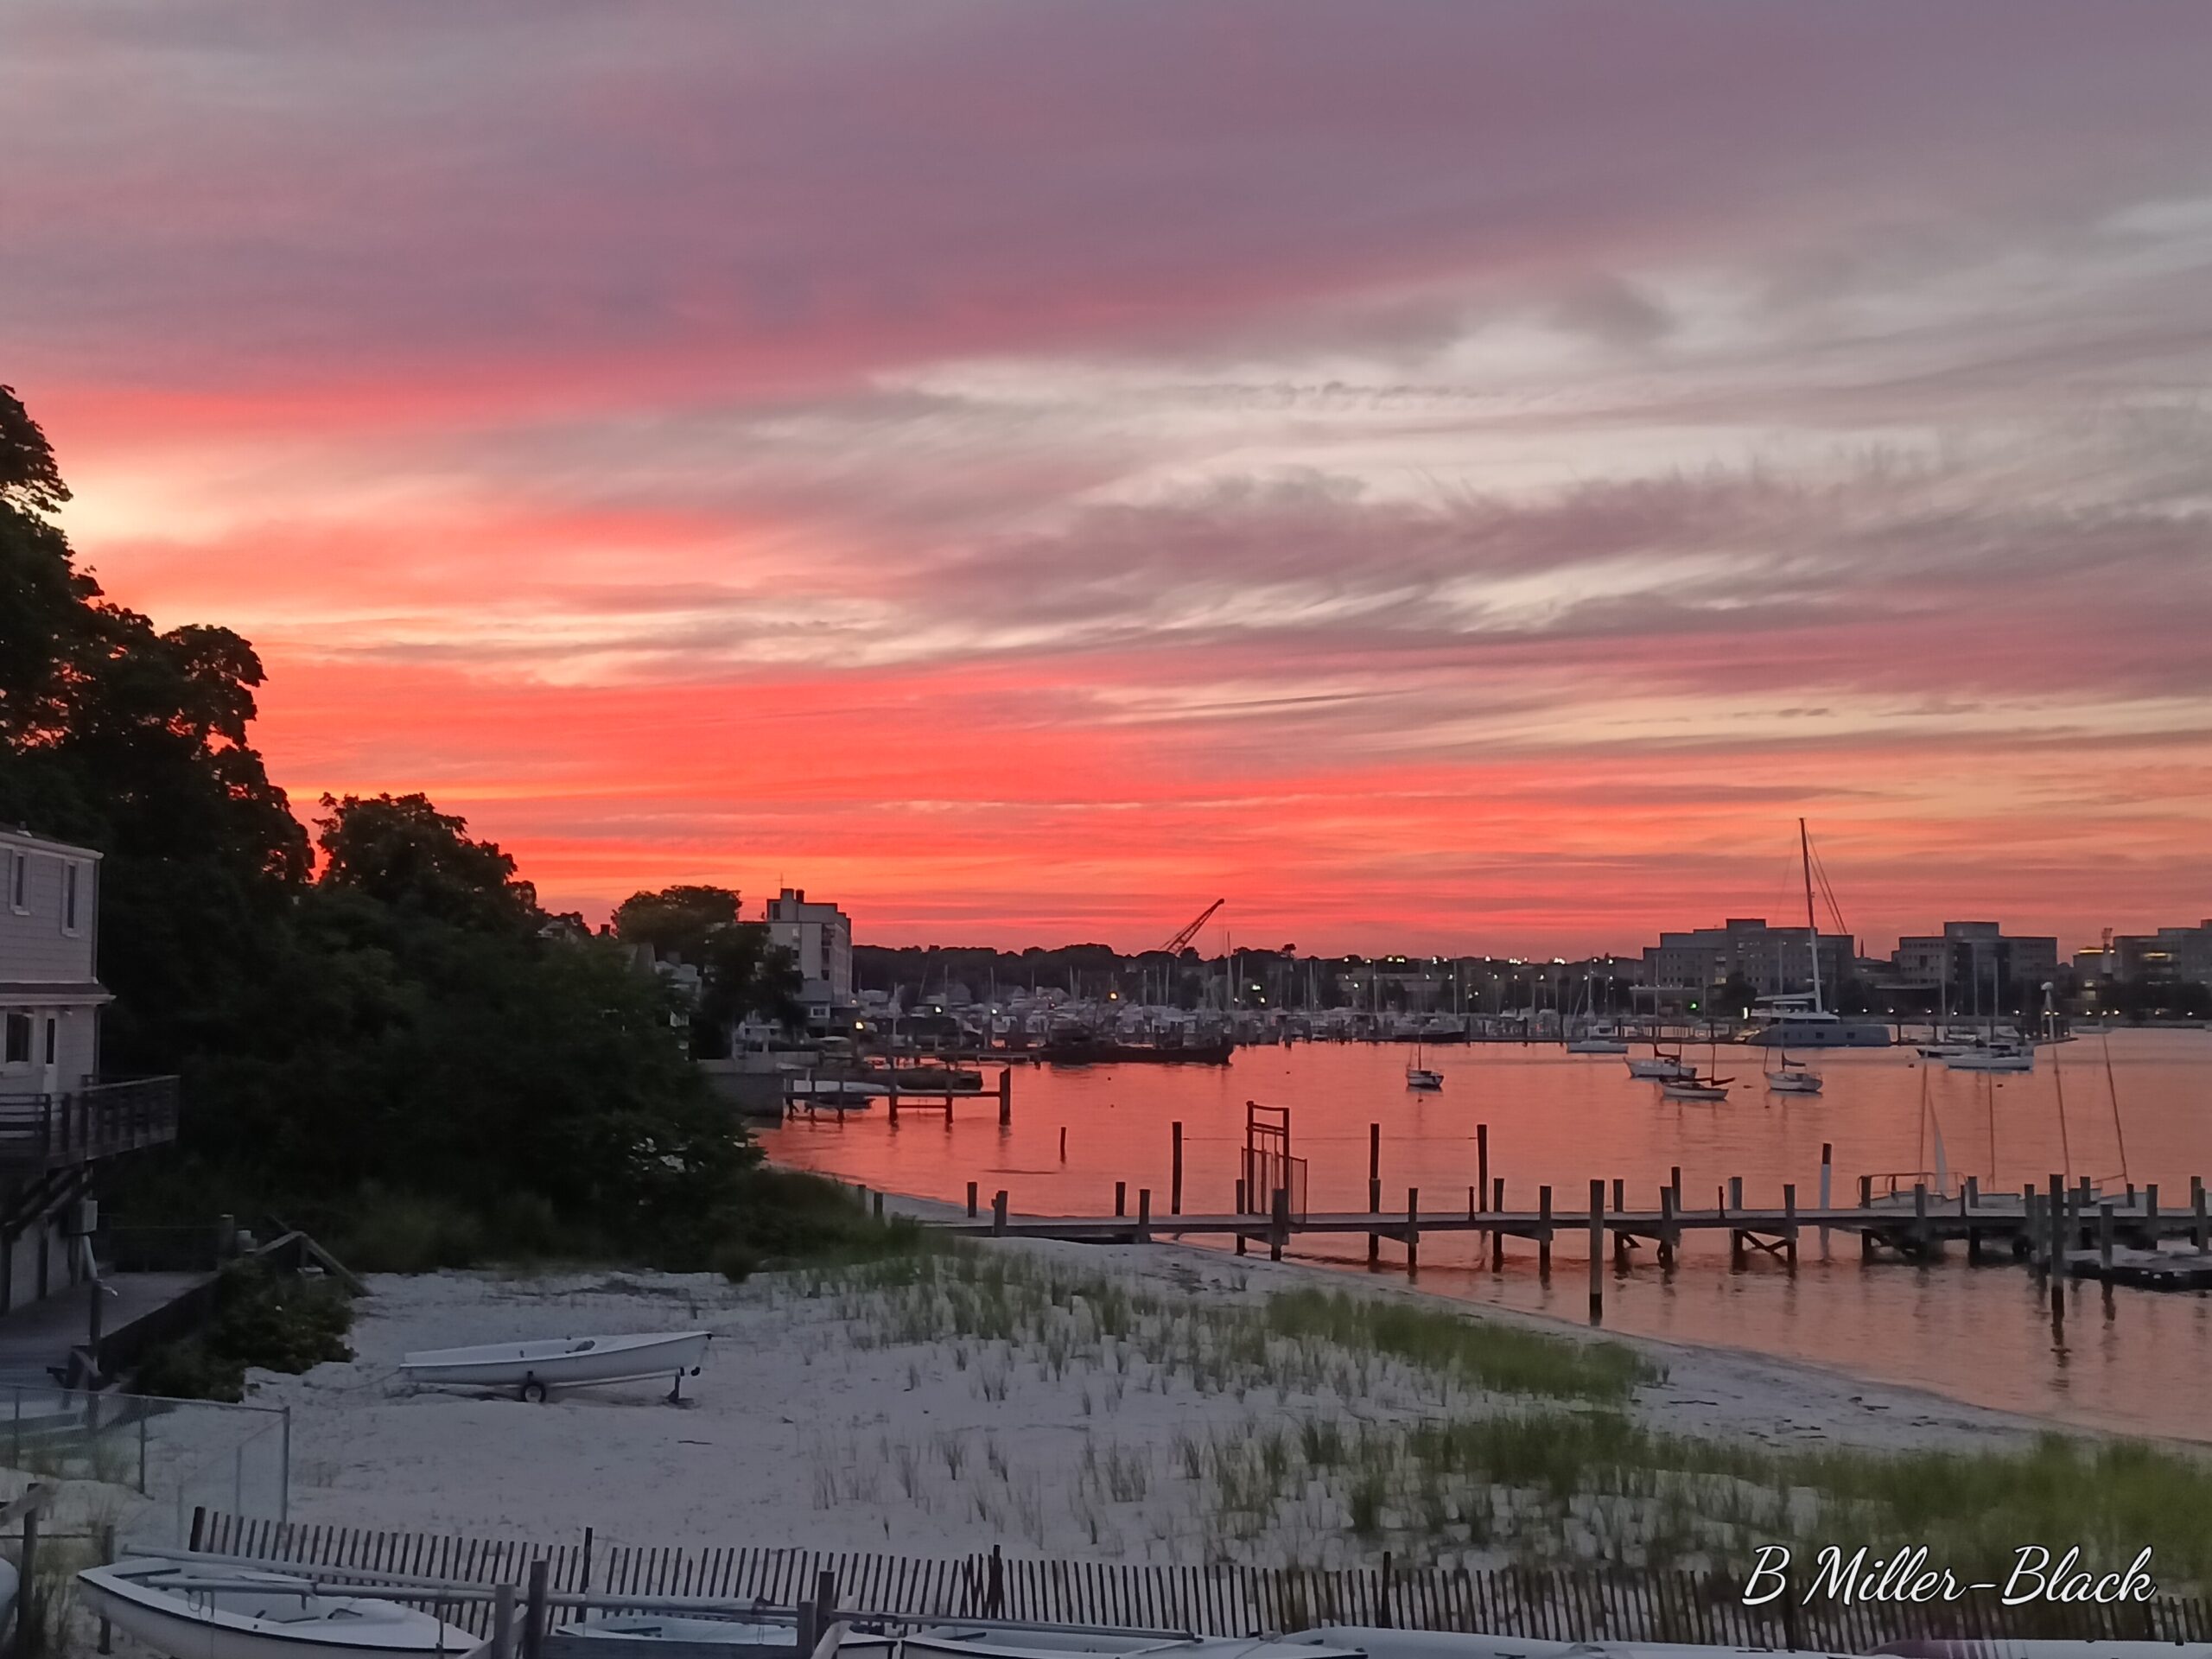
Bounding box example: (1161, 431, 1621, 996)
(762, 1027, 2212, 1440)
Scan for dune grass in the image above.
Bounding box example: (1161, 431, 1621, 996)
(784, 1236, 2212, 1582)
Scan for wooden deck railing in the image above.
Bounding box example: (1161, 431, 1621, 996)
(0, 1075, 179, 1166)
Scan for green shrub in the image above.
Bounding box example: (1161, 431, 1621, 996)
(132, 1261, 353, 1402)
(334, 1188, 486, 1272)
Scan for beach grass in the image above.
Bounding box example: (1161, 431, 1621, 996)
(778, 1236, 2212, 1581)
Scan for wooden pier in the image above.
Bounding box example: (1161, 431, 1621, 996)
(927, 1115, 2212, 1320)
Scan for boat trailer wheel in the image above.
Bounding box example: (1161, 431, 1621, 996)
(519, 1376, 548, 1403)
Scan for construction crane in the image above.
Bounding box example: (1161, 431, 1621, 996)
(1160, 899, 1224, 956)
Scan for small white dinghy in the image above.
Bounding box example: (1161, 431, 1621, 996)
(562, 1615, 893, 1656)
(399, 1331, 711, 1402)
(78, 1559, 481, 1659)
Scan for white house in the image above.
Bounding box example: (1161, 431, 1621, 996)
(0, 829, 106, 1101)
(0, 826, 177, 1315)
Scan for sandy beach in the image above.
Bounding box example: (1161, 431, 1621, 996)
(239, 1200, 2092, 1567)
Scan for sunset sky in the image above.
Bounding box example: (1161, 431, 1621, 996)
(8, 3, 2211, 956)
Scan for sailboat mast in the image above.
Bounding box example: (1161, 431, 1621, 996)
(1799, 817, 1822, 1016)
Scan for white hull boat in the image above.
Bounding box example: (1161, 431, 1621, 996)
(1657, 1077, 1730, 1102)
(78, 1560, 480, 1659)
(1565, 1038, 1629, 1055)
(1624, 1055, 1695, 1081)
(1404, 1067, 1443, 1091)
(400, 1331, 710, 1402)
(1766, 1070, 1823, 1094)
(565, 1616, 892, 1655)
(1944, 1044, 2033, 1073)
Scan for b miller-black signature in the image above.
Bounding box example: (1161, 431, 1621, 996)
(1744, 1545, 2157, 1607)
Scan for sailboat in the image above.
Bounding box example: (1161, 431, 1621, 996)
(1945, 952, 2032, 1071)
(1626, 1046, 1696, 1081)
(1768, 821, 1827, 1096)
(1405, 1044, 1443, 1091)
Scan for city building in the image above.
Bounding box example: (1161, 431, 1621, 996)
(2105, 921, 2212, 987)
(1890, 922, 2061, 1001)
(766, 887, 854, 1026)
(0, 827, 177, 1313)
(1642, 918, 1856, 1000)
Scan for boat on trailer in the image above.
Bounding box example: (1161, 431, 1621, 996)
(78, 1560, 481, 1659)
(399, 1331, 710, 1402)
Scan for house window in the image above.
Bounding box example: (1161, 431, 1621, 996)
(6, 850, 22, 912)
(61, 861, 79, 933)
(3, 1014, 29, 1066)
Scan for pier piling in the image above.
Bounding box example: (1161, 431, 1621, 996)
(1405, 1187, 1420, 1274)
(1477, 1124, 1490, 1211)
(2146, 1183, 2162, 1246)
(1783, 1183, 1798, 1272)
(1269, 1185, 1289, 1262)
(1493, 1179, 1506, 1268)
(1136, 1188, 1151, 1243)
(1170, 1122, 1184, 1216)
(1588, 1179, 1605, 1321)
(2048, 1174, 2065, 1315)
(2195, 1177, 2207, 1250)
(1820, 1141, 1833, 1257)
(998, 1068, 1012, 1126)
(1114, 1180, 1126, 1218)
(1538, 1185, 1553, 1279)
(1657, 1185, 1676, 1271)
(1368, 1123, 1382, 1267)
(2100, 1201, 2115, 1269)
(1234, 1179, 1246, 1255)
(966, 1181, 977, 1219)
(992, 1191, 1008, 1236)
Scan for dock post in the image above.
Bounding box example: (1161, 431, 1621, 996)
(1270, 1185, 1289, 1262)
(1859, 1173, 1872, 1208)
(493, 1583, 515, 1659)
(2049, 1173, 2066, 1313)
(1368, 1123, 1382, 1267)
(1819, 1142, 1834, 1260)
(1912, 1182, 1929, 1260)
(1612, 1178, 1630, 1268)
(1136, 1188, 1152, 1243)
(1477, 1124, 1490, 1211)
(1058, 1126, 1067, 1161)
(1114, 1180, 1126, 1217)
(1657, 1185, 1676, 1272)
(1783, 1183, 1798, 1273)
(2100, 1201, 2115, 1270)
(1728, 1175, 1744, 1213)
(1171, 1122, 1184, 1216)
(966, 1181, 978, 1219)
(2145, 1182, 2161, 1245)
(992, 1191, 1008, 1236)
(887, 1081, 899, 1123)
(2195, 1177, 2207, 1251)
(1538, 1185, 1553, 1280)
(2026, 1190, 2044, 1273)
(1234, 1179, 1247, 1255)
(1670, 1166, 1681, 1208)
(1405, 1187, 1420, 1274)
(998, 1067, 1013, 1126)
(1588, 1179, 1605, 1321)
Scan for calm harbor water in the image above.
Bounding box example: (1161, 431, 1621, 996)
(760, 1026, 2212, 1442)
